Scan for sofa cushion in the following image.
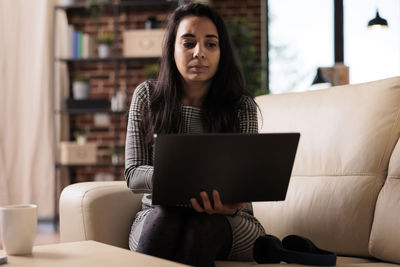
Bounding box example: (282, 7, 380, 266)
(369, 138, 400, 263)
(253, 77, 400, 257)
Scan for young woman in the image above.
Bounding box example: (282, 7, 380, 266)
(125, 3, 266, 266)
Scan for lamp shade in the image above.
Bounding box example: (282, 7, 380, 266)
(312, 68, 330, 85)
(368, 10, 388, 28)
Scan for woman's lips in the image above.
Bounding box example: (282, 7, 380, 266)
(189, 65, 208, 72)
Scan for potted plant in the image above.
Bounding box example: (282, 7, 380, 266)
(98, 32, 113, 58)
(143, 64, 160, 80)
(227, 17, 265, 95)
(110, 147, 123, 165)
(72, 75, 90, 100)
(73, 129, 87, 145)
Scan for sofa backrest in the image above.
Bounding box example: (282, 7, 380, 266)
(253, 76, 400, 258)
(369, 137, 400, 264)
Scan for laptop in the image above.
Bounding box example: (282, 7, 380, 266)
(151, 133, 300, 206)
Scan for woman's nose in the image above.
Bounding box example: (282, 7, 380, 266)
(193, 44, 205, 59)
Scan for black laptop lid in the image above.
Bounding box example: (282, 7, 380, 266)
(152, 133, 300, 206)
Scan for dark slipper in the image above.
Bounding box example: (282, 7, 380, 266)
(282, 235, 337, 266)
(253, 234, 337, 266)
(253, 234, 283, 264)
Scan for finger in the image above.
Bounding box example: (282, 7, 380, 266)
(221, 202, 243, 215)
(190, 198, 204, 213)
(200, 191, 214, 214)
(229, 202, 244, 209)
(212, 190, 223, 211)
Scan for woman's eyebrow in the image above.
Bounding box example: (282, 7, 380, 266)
(180, 33, 218, 39)
(205, 34, 218, 39)
(180, 33, 196, 38)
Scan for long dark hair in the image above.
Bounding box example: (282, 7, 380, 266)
(142, 3, 250, 143)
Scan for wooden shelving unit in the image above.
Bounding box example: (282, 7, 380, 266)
(52, 0, 177, 226)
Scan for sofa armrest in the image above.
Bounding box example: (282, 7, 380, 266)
(59, 181, 143, 249)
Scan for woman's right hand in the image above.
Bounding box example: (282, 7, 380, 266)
(190, 190, 244, 216)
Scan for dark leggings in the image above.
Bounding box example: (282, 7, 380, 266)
(135, 206, 232, 267)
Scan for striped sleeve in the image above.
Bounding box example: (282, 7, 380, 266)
(124, 81, 154, 193)
(238, 95, 258, 134)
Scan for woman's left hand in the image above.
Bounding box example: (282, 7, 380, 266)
(190, 189, 244, 216)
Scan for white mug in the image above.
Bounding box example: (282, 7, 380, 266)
(0, 204, 37, 255)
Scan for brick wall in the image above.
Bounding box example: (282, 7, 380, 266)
(65, 0, 262, 183)
(212, 0, 262, 58)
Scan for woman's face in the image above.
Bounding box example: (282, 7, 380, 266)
(174, 16, 220, 86)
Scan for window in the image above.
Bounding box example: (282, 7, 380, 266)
(268, 0, 333, 94)
(344, 0, 400, 83)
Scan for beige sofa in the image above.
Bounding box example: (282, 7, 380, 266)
(60, 76, 400, 266)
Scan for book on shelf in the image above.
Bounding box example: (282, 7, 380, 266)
(67, 25, 74, 57)
(65, 25, 95, 58)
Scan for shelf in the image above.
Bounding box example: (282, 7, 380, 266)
(55, 56, 160, 64)
(56, 109, 127, 114)
(52, 0, 171, 228)
(55, 1, 177, 12)
(56, 162, 124, 168)
(55, 1, 174, 9)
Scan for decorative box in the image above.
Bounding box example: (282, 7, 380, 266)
(60, 142, 97, 164)
(123, 29, 165, 57)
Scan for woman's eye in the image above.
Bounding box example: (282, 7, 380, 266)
(207, 42, 217, 48)
(183, 42, 195, 48)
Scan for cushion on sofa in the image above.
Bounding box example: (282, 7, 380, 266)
(369, 138, 400, 264)
(253, 77, 400, 257)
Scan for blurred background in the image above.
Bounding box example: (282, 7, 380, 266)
(0, 0, 399, 230)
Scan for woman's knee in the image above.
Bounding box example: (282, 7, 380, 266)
(192, 213, 230, 231)
(186, 213, 232, 242)
(175, 213, 233, 264)
(145, 206, 182, 224)
(136, 206, 187, 256)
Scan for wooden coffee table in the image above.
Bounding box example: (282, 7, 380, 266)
(0, 240, 188, 266)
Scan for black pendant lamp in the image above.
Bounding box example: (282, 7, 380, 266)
(312, 68, 330, 85)
(368, 10, 388, 28)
